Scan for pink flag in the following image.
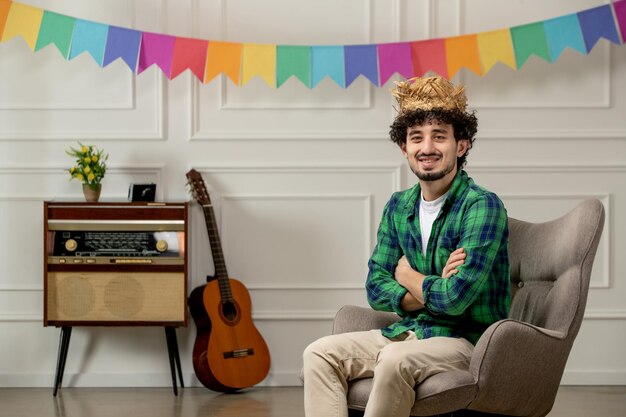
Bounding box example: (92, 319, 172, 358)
(377, 42, 413, 85)
(138, 32, 176, 77)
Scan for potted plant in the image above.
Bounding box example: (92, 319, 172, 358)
(67, 143, 108, 202)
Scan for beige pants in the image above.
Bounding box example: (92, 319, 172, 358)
(302, 329, 474, 417)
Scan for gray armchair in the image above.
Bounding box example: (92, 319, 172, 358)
(333, 199, 605, 417)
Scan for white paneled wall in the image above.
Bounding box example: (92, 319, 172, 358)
(0, 0, 625, 388)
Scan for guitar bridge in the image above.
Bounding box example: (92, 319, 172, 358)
(223, 348, 254, 359)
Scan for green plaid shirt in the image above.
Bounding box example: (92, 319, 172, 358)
(366, 170, 510, 345)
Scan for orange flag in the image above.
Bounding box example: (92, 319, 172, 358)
(205, 41, 243, 85)
(445, 34, 482, 78)
(0, 0, 11, 38)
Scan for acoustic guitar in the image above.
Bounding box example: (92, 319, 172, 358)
(186, 169, 271, 392)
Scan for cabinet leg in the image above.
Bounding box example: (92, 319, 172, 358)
(53, 327, 72, 396)
(165, 327, 184, 395)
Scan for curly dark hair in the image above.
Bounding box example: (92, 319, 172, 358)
(389, 108, 478, 169)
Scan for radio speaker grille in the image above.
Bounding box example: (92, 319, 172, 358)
(47, 272, 185, 322)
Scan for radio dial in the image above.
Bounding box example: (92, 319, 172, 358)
(156, 240, 168, 253)
(65, 239, 78, 252)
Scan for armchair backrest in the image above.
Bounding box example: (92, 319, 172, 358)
(507, 199, 605, 339)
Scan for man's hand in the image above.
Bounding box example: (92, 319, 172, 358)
(395, 255, 425, 311)
(442, 248, 466, 278)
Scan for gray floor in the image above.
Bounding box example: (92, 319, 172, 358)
(0, 386, 624, 417)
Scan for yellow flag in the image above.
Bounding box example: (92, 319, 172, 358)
(445, 35, 482, 78)
(2, 2, 44, 51)
(477, 29, 516, 73)
(241, 44, 276, 87)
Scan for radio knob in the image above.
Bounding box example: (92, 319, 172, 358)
(65, 239, 78, 252)
(156, 240, 168, 253)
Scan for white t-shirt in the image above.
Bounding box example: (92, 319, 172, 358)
(419, 192, 447, 255)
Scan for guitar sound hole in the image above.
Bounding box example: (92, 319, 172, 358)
(221, 301, 238, 322)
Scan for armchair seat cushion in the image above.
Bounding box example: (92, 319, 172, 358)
(347, 370, 477, 416)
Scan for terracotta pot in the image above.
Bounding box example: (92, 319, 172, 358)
(82, 184, 102, 202)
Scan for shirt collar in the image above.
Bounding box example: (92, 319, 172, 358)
(405, 169, 469, 214)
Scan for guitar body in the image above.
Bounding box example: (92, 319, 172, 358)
(186, 168, 270, 392)
(190, 278, 270, 392)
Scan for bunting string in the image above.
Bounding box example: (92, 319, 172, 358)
(1, 0, 625, 87)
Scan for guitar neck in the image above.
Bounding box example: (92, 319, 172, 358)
(202, 202, 230, 284)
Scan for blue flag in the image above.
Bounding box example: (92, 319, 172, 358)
(577, 5, 620, 52)
(103, 26, 142, 71)
(344, 44, 379, 87)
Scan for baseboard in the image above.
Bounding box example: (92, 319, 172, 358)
(560, 370, 626, 385)
(0, 371, 303, 388)
(1, 370, 624, 388)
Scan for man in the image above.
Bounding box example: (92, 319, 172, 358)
(302, 76, 510, 417)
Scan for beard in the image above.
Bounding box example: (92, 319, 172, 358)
(409, 153, 456, 181)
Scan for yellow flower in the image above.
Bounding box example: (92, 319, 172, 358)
(81, 146, 88, 153)
(88, 173, 95, 182)
(76, 173, 84, 181)
(84, 166, 91, 174)
(92, 155, 98, 162)
(84, 156, 91, 164)
(70, 166, 76, 174)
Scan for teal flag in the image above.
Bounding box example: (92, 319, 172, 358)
(277, 45, 311, 87)
(311, 46, 345, 88)
(35, 11, 75, 58)
(510, 22, 551, 68)
(69, 19, 109, 66)
(543, 14, 586, 61)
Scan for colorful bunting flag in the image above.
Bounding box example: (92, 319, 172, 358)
(614, 0, 626, 44)
(578, 5, 620, 52)
(411, 39, 448, 78)
(344, 44, 379, 87)
(1, 0, 14, 41)
(510, 22, 551, 68)
(445, 34, 482, 77)
(2, 2, 43, 50)
(35, 11, 75, 58)
(138, 32, 175, 76)
(311, 46, 345, 88)
(241, 43, 276, 87)
(378, 42, 413, 85)
(171, 37, 208, 80)
(205, 41, 242, 85)
(543, 14, 586, 61)
(69, 19, 108, 65)
(277, 45, 311, 88)
(477, 29, 516, 73)
(103, 26, 141, 71)
(2, 1, 625, 89)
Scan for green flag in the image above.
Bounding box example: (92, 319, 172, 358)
(510, 22, 550, 68)
(35, 11, 75, 58)
(277, 45, 311, 88)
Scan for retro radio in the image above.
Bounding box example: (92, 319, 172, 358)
(43, 201, 188, 326)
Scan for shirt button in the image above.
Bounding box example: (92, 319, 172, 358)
(518, 281, 525, 288)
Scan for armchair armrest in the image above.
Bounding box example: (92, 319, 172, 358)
(468, 319, 568, 416)
(332, 305, 400, 335)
